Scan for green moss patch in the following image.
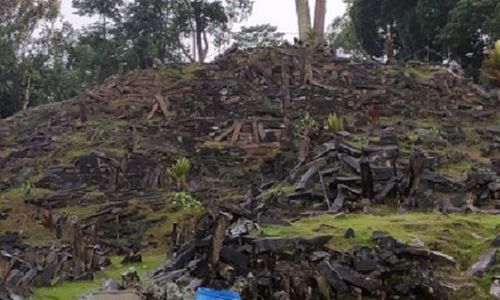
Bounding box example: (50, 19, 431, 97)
(260, 211, 500, 269)
(32, 253, 165, 300)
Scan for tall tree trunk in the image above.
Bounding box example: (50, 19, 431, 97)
(22, 74, 31, 111)
(195, 22, 203, 62)
(313, 0, 326, 45)
(295, 0, 311, 41)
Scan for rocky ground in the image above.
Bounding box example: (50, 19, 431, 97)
(0, 46, 499, 299)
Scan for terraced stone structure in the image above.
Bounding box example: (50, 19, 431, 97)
(0, 46, 499, 299)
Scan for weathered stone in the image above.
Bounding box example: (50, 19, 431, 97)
(491, 279, 500, 298)
(467, 248, 497, 276)
(344, 228, 355, 239)
(492, 236, 500, 248)
(372, 231, 389, 241)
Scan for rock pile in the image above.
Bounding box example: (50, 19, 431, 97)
(0, 45, 498, 298)
(126, 205, 458, 300)
(256, 137, 500, 219)
(0, 231, 109, 299)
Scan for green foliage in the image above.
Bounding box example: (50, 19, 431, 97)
(437, 0, 500, 78)
(430, 126, 444, 137)
(233, 24, 284, 48)
(261, 211, 500, 269)
(294, 113, 318, 140)
(481, 40, 500, 86)
(22, 181, 34, 196)
(169, 157, 191, 190)
(168, 192, 202, 210)
(0, 0, 255, 118)
(32, 254, 165, 300)
(326, 113, 344, 133)
(345, 0, 500, 78)
(73, 0, 124, 20)
(327, 14, 365, 58)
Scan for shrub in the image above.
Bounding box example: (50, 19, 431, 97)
(482, 40, 500, 86)
(169, 157, 190, 190)
(22, 181, 34, 196)
(326, 113, 344, 133)
(295, 113, 319, 161)
(168, 192, 202, 210)
(295, 112, 318, 140)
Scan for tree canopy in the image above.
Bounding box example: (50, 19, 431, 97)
(0, 0, 254, 117)
(337, 0, 500, 78)
(1, 0, 499, 119)
(233, 24, 284, 48)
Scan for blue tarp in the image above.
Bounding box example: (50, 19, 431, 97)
(194, 287, 241, 300)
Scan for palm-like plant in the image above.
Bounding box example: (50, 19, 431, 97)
(169, 157, 191, 190)
(295, 113, 318, 140)
(295, 113, 318, 161)
(482, 40, 500, 86)
(326, 113, 344, 133)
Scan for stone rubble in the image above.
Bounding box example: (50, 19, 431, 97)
(0, 45, 498, 298)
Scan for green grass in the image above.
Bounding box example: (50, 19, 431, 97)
(260, 211, 500, 298)
(32, 253, 166, 300)
(438, 159, 472, 179)
(260, 210, 500, 269)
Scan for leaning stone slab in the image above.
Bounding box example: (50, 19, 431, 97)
(467, 248, 497, 276)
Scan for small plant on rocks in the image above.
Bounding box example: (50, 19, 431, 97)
(169, 157, 190, 190)
(295, 113, 319, 161)
(169, 192, 201, 210)
(22, 181, 34, 196)
(326, 113, 344, 133)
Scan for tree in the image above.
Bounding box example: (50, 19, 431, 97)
(345, 0, 500, 77)
(295, 0, 327, 44)
(0, 0, 62, 117)
(72, 0, 124, 38)
(233, 24, 284, 48)
(0, 32, 20, 117)
(348, 0, 460, 58)
(327, 14, 364, 58)
(481, 41, 500, 86)
(313, 0, 326, 44)
(173, 0, 253, 63)
(295, 0, 311, 41)
(122, 0, 183, 68)
(437, 0, 500, 77)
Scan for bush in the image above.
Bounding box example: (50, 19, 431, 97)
(22, 181, 34, 196)
(168, 192, 201, 210)
(169, 157, 190, 190)
(295, 113, 318, 140)
(482, 40, 500, 86)
(326, 113, 344, 133)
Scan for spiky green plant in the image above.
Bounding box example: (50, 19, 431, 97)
(168, 192, 202, 210)
(169, 157, 191, 190)
(295, 113, 318, 140)
(430, 126, 443, 137)
(482, 40, 500, 86)
(326, 113, 344, 133)
(294, 113, 319, 161)
(22, 181, 34, 196)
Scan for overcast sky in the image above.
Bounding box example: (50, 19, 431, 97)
(61, 0, 346, 38)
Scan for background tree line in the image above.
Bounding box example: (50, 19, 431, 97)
(0, 0, 255, 118)
(329, 0, 500, 81)
(1, 0, 499, 118)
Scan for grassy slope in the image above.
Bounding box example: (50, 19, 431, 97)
(32, 252, 166, 300)
(0, 58, 498, 299)
(260, 209, 500, 299)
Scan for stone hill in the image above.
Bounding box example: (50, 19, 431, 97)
(0, 46, 499, 299)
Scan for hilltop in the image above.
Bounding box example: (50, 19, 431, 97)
(0, 46, 499, 299)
